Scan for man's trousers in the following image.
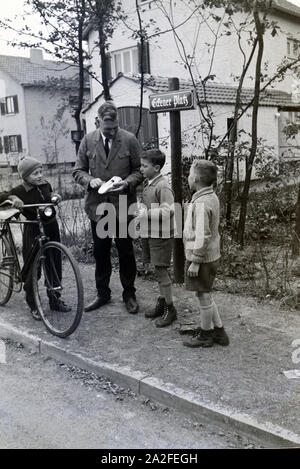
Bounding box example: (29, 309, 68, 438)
(91, 220, 136, 301)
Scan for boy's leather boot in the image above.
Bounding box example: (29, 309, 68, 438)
(145, 297, 165, 318)
(155, 303, 177, 327)
(213, 326, 230, 346)
(183, 329, 214, 347)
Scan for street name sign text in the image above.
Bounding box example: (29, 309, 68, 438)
(149, 90, 195, 113)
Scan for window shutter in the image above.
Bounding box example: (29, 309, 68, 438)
(4, 137, 10, 154)
(0, 101, 6, 115)
(17, 135, 22, 152)
(138, 41, 150, 74)
(0, 137, 3, 154)
(105, 54, 112, 82)
(13, 95, 19, 113)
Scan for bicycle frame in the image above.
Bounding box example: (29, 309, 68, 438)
(0, 203, 56, 286)
(1, 201, 84, 337)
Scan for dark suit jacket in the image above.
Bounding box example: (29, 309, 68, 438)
(73, 128, 143, 221)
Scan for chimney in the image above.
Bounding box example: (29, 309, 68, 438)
(30, 49, 44, 65)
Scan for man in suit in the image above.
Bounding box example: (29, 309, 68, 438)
(73, 101, 143, 314)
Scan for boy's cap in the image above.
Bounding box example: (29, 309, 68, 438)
(18, 157, 42, 179)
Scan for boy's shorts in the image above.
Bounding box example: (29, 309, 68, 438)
(184, 259, 220, 292)
(142, 238, 173, 267)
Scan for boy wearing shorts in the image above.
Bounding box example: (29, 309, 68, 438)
(138, 149, 177, 327)
(183, 159, 229, 347)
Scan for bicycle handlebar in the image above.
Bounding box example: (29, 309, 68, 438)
(22, 203, 55, 208)
(0, 201, 56, 209)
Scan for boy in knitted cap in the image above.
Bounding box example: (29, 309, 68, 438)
(0, 156, 70, 319)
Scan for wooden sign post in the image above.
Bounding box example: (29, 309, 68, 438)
(149, 78, 195, 283)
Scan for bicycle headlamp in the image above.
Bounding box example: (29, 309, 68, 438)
(43, 206, 54, 218)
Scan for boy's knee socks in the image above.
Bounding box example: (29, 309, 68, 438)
(155, 266, 171, 284)
(155, 267, 173, 305)
(160, 284, 173, 305)
(198, 301, 222, 330)
(212, 300, 222, 328)
(199, 303, 214, 331)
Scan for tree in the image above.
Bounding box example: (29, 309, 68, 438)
(86, 0, 124, 101)
(236, 0, 267, 245)
(144, 0, 300, 244)
(1, 0, 91, 152)
(39, 100, 70, 193)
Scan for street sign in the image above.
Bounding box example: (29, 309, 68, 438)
(149, 90, 195, 113)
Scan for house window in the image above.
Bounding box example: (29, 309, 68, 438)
(288, 111, 300, 123)
(287, 38, 300, 58)
(111, 47, 139, 78)
(0, 95, 19, 115)
(110, 43, 150, 78)
(3, 135, 22, 153)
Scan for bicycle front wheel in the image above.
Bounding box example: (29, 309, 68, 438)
(32, 241, 84, 338)
(0, 234, 14, 306)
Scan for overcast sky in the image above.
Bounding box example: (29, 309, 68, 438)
(1, 0, 300, 58)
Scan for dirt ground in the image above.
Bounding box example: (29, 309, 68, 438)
(1, 259, 300, 439)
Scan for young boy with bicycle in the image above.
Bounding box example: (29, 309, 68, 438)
(0, 156, 70, 320)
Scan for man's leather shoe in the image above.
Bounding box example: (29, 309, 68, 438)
(84, 296, 110, 312)
(124, 297, 139, 314)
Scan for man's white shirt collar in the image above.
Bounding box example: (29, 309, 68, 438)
(100, 132, 111, 149)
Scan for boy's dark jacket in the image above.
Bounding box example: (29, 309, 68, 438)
(0, 181, 56, 222)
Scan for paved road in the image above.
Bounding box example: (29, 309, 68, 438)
(0, 340, 260, 449)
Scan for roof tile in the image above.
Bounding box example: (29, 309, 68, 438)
(131, 74, 300, 108)
(82, 73, 300, 113)
(0, 54, 82, 88)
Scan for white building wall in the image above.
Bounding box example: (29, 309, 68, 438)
(86, 0, 300, 102)
(0, 70, 29, 164)
(84, 76, 280, 178)
(24, 87, 77, 164)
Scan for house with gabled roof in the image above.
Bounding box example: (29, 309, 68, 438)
(82, 0, 300, 171)
(82, 73, 300, 175)
(0, 49, 89, 169)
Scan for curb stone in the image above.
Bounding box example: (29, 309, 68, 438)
(0, 321, 40, 353)
(0, 320, 300, 448)
(40, 340, 149, 394)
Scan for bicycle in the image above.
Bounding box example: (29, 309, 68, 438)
(0, 201, 84, 338)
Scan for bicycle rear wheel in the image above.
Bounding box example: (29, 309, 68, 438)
(32, 241, 84, 338)
(0, 234, 14, 305)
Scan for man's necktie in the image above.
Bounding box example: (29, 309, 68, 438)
(104, 137, 110, 158)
